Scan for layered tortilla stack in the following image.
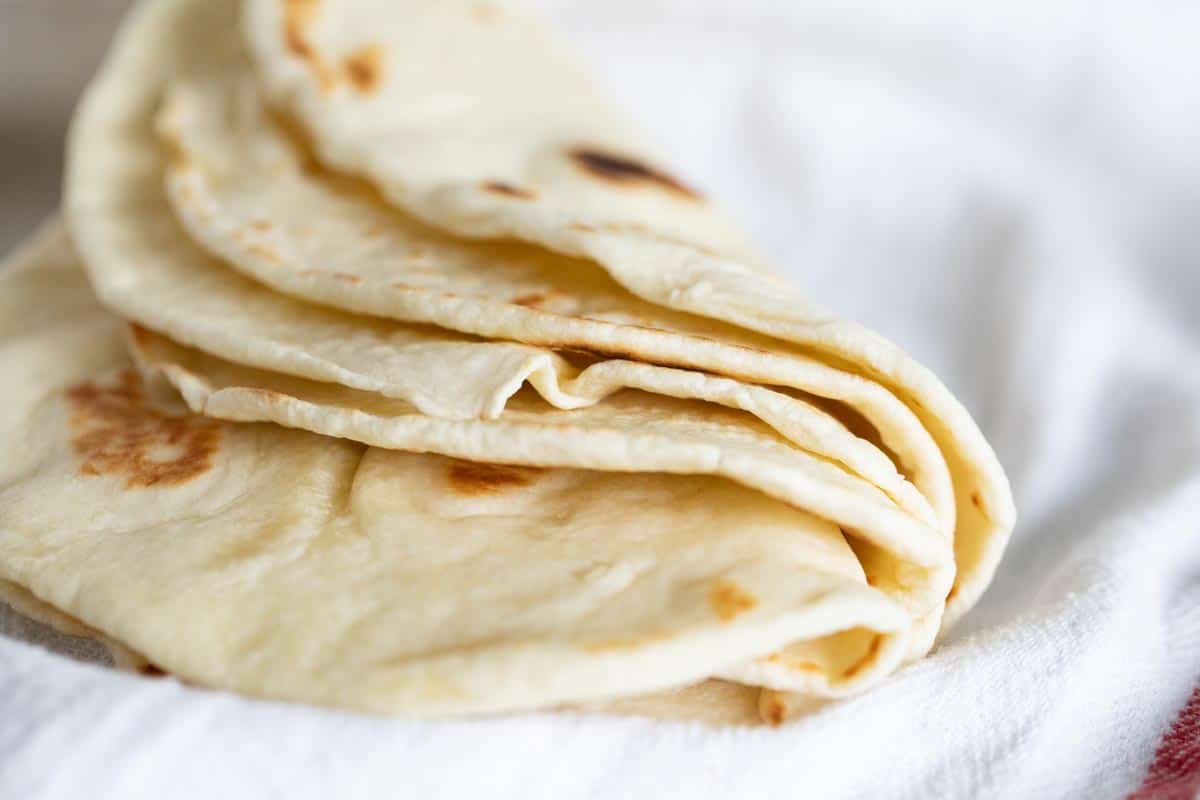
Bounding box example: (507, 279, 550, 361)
(0, 0, 1013, 724)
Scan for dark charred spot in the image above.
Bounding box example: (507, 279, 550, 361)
(568, 148, 699, 200)
(66, 370, 222, 490)
(139, 663, 167, 677)
(841, 635, 883, 679)
(343, 44, 384, 94)
(446, 460, 541, 495)
(482, 181, 534, 200)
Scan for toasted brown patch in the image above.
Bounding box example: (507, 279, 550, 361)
(283, 0, 338, 91)
(709, 581, 757, 622)
(568, 148, 699, 200)
(331, 272, 363, 284)
(568, 223, 596, 233)
(66, 370, 222, 489)
(343, 44, 384, 94)
(762, 696, 788, 726)
(946, 583, 959, 603)
(841, 635, 883, 680)
(446, 460, 541, 495)
(511, 292, 546, 307)
(250, 219, 272, 232)
(139, 663, 167, 677)
(971, 490, 986, 515)
(482, 181, 534, 200)
(284, 0, 322, 27)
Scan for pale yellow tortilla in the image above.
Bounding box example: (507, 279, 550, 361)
(0, 224, 918, 716)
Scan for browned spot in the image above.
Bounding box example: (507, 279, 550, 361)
(285, 0, 322, 27)
(283, 0, 338, 91)
(511, 292, 546, 307)
(841, 635, 883, 680)
(709, 581, 757, 622)
(250, 219, 272, 232)
(247, 243, 281, 264)
(343, 44, 384, 94)
(971, 490, 986, 514)
(482, 181, 534, 200)
(568, 148, 699, 200)
(762, 697, 787, 726)
(285, 20, 314, 58)
(139, 663, 166, 677)
(568, 223, 596, 233)
(66, 370, 222, 490)
(331, 272, 363, 284)
(946, 583, 959, 603)
(446, 460, 541, 495)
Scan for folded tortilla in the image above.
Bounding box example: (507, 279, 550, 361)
(21, 0, 1014, 720)
(238, 0, 1016, 629)
(1, 226, 921, 716)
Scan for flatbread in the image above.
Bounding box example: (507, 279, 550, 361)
(47, 0, 1015, 718)
(0, 579, 764, 726)
(241, 0, 1015, 628)
(0, 224, 917, 715)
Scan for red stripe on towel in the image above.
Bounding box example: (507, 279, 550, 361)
(1128, 685, 1200, 800)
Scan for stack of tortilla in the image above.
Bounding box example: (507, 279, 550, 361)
(0, 0, 1014, 725)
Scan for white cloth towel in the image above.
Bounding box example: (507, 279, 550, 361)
(2, 1, 1199, 797)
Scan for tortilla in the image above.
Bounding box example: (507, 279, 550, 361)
(0, 224, 920, 715)
(43, 0, 1015, 719)
(1, 575, 766, 725)
(241, 0, 1015, 629)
